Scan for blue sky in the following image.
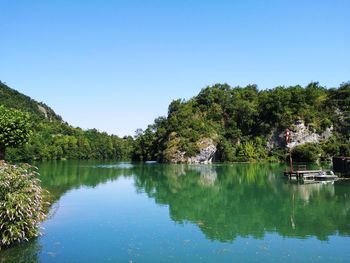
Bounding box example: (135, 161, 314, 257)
(0, 0, 349, 136)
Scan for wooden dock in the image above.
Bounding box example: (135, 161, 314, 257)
(284, 169, 338, 181)
(284, 170, 321, 179)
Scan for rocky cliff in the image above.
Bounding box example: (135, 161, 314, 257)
(166, 138, 217, 164)
(267, 121, 333, 150)
(188, 138, 217, 164)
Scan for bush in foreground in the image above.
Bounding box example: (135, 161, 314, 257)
(0, 162, 45, 249)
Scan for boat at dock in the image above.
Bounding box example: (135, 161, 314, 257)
(284, 169, 338, 181)
(315, 170, 338, 180)
(283, 129, 339, 182)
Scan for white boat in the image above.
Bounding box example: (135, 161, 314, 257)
(314, 170, 338, 180)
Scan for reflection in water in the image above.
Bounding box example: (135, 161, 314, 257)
(37, 162, 350, 242)
(37, 160, 132, 203)
(287, 180, 336, 202)
(133, 163, 350, 242)
(0, 239, 41, 263)
(1, 161, 350, 261)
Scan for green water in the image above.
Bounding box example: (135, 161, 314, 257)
(1, 161, 350, 262)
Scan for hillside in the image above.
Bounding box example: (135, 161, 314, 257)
(0, 81, 62, 122)
(133, 82, 350, 163)
(0, 81, 132, 161)
(1, 81, 349, 163)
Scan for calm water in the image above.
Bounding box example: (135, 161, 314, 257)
(1, 161, 350, 262)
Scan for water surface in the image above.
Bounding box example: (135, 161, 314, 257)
(1, 161, 350, 262)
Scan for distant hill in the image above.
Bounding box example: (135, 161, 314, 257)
(0, 81, 132, 161)
(0, 81, 62, 122)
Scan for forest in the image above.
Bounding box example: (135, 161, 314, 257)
(132, 82, 350, 162)
(0, 81, 133, 161)
(1, 81, 349, 163)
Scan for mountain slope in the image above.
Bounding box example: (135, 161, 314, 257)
(0, 81, 132, 161)
(0, 81, 62, 122)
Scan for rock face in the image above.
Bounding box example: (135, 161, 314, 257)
(188, 138, 217, 164)
(287, 122, 333, 149)
(266, 128, 285, 149)
(169, 150, 186, 164)
(267, 121, 333, 149)
(166, 138, 217, 164)
(37, 104, 48, 119)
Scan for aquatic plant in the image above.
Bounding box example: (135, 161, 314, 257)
(0, 162, 46, 249)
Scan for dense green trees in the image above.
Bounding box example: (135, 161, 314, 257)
(0, 106, 31, 160)
(133, 82, 350, 163)
(0, 81, 62, 122)
(6, 122, 132, 162)
(1, 80, 349, 163)
(0, 82, 132, 162)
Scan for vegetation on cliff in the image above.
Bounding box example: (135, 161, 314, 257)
(1, 81, 349, 163)
(133, 82, 350, 162)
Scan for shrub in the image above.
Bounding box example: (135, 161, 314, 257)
(292, 143, 322, 162)
(0, 162, 45, 249)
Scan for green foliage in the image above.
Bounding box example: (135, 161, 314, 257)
(133, 163, 350, 241)
(292, 143, 322, 162)
(2, 80, 350, 163)
(132, 82, 349, 163)
(0, 81, 61, 122)
(0, 82, 133, 162)
(0, 162, 45, 249)
(0, 106, 31, 159)
(6, 124, 133, 162)
(216, 137, 236, 162)
(0, 106, 31, 148)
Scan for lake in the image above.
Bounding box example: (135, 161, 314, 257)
(1, 161, 350, 262)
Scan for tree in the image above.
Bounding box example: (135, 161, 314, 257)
(292, 143, 322, 162)
(0, 105, 31, 160)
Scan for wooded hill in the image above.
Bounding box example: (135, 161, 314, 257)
(1, 81, 349, 163)
(0, 81, 132, 161)
(132, 82, 350, 162)
(0, 81, 62, 122)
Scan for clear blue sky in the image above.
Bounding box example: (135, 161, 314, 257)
(1, 0, 349, 136)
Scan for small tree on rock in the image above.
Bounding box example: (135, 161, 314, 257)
(0, 105, 31, 160)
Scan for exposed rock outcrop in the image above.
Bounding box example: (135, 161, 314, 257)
(267, 121, 333, 149)
(37, 104, 48, 119)
(188, 138, 217, 164)
(165, 138, 217, 164)
(169, 150, 187, 164)
(287, 122, 333, 149)
(266, 128, 285, 149)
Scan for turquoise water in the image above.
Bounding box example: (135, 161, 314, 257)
(1, 161, 350, 262)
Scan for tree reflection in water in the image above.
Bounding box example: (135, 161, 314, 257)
(0, 239, 41, 263)
(133, 163, 350, 242)
(1, 161, 350, 261)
